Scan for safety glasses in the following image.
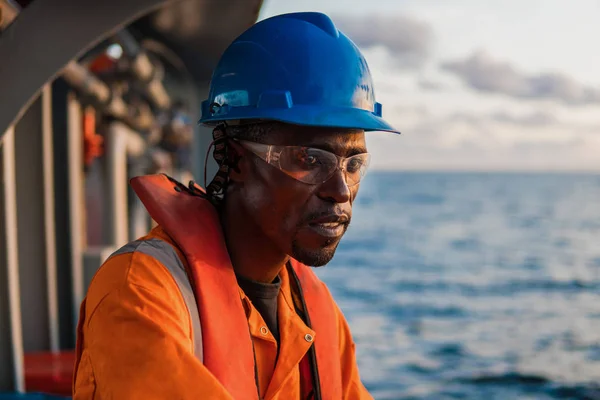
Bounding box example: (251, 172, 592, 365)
(237, 140, 371, 186)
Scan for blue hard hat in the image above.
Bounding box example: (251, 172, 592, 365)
(199, 12, 400, 134)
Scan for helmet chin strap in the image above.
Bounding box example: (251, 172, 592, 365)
(205, 123, 242, 205)
(203, 139, 217, 191)
(205, 123, 229, 201)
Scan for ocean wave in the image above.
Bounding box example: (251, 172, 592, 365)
(390, 279, 599, 296)
(454, 373, 600, 400)
(457, 372, 550, 385)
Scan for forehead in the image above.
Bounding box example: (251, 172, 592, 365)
(264, 124, 367, 155)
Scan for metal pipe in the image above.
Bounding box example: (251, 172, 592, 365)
(62, 61, 111, 104)
(61, 61, 152, 147)
(114, 29, 171, 110)
(62, 61, 129, 118)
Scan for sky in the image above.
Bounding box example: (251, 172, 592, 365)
(258, 0, 600, 171)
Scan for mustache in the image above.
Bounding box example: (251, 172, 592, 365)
(302, 208, 352, 225)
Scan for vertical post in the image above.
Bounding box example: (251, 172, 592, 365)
(68, 93, 85, 327)
(14, 86, 59, 352)
(51, 78, 75, 349)
(130, 196, 150, 241)
(0, 126, 25, 392)
(42, 85, 60, 352)
(85, 122, 137, 301)
(104, 121, 129, 247)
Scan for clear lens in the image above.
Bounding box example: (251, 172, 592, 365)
(239, 140, 370, 186)
(279, 147, 338, 184)
(343, 153, 371, 186)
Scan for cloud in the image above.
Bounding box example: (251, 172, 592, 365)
(447, 110, 560, 128)
(441, 50, 600, 105)
(419, 79, 446, 91)
(334, 14, 433, 69)
(393, 105, 431, 120)
(489, 111, 559, 127)
(368, 107, 600, 171)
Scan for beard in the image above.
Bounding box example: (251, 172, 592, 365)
(290, 239, 339, 267)
(286, 207, 352, 267)
(290, 222, 348, 267)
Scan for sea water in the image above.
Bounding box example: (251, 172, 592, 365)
(317, 172, 600, 400)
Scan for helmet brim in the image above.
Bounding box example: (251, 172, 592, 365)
(199, 105, 401, 134)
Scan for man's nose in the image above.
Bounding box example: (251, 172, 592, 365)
(316, 168, 351, 204)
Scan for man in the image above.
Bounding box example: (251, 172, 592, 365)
(73, 12, 399, 400)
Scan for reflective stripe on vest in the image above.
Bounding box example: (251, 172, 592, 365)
(109, 239, 203, 362)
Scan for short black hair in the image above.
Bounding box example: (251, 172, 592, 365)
(224, 120, 280, 143)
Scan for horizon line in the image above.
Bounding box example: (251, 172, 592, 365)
(368, 168, 600, 174)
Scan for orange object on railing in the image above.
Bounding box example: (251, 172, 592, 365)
(83, 107, 103, 167)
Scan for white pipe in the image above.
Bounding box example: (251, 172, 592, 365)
(2, 125, 25, 392)
(106, 121, 131, 247)
(62, 61, 111, 104)
(67, 92, 85, 330)
(116, 30, 171, 110)
(42, 84, 60, 352)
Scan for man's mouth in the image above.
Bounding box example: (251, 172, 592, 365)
(307, 215, 349, 238)
(308, 222, 345, 238)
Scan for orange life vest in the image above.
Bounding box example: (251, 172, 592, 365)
(130, 174, 343, 399)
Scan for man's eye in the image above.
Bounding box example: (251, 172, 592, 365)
(304, 155, 318, 165)
(347, 158, 363, 173)
(295, 151, 322, 168)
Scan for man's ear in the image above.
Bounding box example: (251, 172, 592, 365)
(227, 139, 250, 183)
